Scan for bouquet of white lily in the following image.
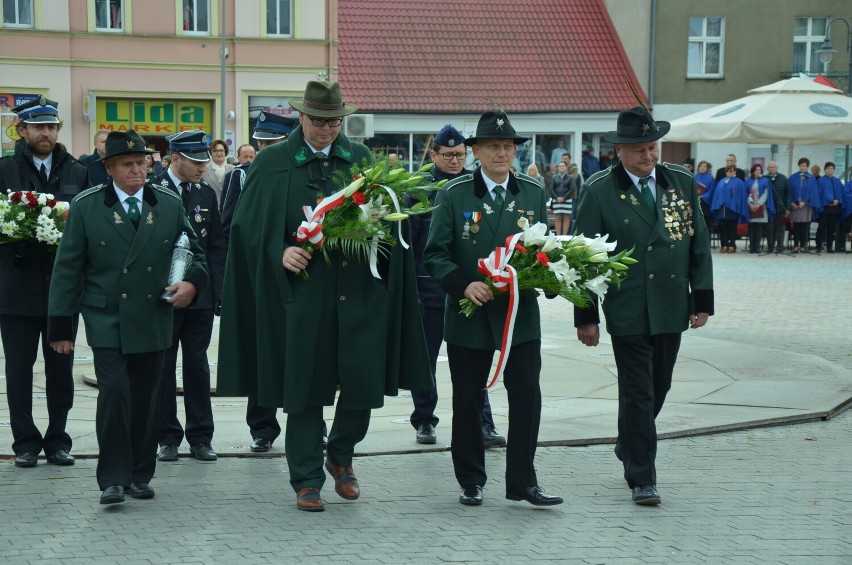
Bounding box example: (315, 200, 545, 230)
(459, 219, 636, 317)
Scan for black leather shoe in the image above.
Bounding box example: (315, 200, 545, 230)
(46, 449, 75, 466)
(250, 437, 272, 452)
(14, 451, 38, 468)
(459, 485, 483, 506)
(190, 443, 218, 461)
(100, 485, 125, 505)
(128, 483, 155, 499)
(481, 423, 506, 448)
(157, 444, 179, 462)
(416, 424, 436, 445)
(632, 485, 661, 505)
(506, 486, 563, 506)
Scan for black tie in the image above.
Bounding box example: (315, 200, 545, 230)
(39, 163, 49, 186)
(180, 182, 191, 211)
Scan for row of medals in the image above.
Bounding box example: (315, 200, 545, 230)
(462, 209, 535, 239)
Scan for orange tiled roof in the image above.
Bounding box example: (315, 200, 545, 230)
(338, 0, 646, 113)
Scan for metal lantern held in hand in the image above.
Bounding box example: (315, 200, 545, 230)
(160, 231, 193, 301)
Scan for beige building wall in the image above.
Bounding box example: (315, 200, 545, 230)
(0, 0, 335, 157)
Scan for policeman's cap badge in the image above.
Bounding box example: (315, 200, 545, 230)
(38, 95, 47, 106)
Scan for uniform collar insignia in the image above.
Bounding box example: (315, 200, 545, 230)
(113, 211, 123, 224)
(337, 145, 351, 160)
(146, 211, 154, 224)
(295, 146, 308, 164)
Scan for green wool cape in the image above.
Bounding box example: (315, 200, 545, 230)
(216, 126, 433, 413)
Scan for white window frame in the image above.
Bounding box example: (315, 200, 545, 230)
(793, 17, 829, 74)
(266, 0, 292, 38)
(182, 0, 210, 36)
(94, 0, 124, 32)
(2, 0, 34, 28)
(687, 16, 725, 79)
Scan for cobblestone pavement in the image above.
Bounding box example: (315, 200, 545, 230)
(1, 247, 851, 563)
(0, 409, 849, 564)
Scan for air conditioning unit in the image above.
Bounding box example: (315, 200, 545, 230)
(344, 114, 374, 138)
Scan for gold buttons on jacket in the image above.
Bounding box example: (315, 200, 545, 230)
(670, 274, 676, 279)
(670, 244, 676, 250)
(122, 268, 128, 274)
(100, 241, 106, 246)
(648, 274, 655, 279)
(147, 267, 153, 272)
(339, 295, 347, 302)
(624, 219, 629, 224)
(647, 246, 653, 252)
(121, 293, 127, 299)
(341, 260, 348, 268)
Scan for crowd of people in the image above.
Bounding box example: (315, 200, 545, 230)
(4, 84, 715, 512)
(695, 153, 852, 254)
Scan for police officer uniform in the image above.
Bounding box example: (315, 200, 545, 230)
(155, 131, 227, 462)
(0, 97, 88, 468)
(219, 111, 295, 452)
(408, 124, 502, 447)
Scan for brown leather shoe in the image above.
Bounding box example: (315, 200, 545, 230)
(296, 487, 325, 512)
(324, 457, 360, 500)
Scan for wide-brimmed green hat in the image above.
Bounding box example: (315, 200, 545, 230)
(289, 81, 358, 118)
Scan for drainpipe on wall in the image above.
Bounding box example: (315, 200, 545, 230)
(649, 0, 656, 108)
(326, 0, 334, 80)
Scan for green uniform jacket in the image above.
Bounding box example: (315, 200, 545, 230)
(424, 169, 548, 350)
(48, 183, 208, 354)
(216, 125, 432, 413)
(573, 162, 714, 336)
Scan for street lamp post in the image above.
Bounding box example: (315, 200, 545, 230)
(816, 16, 852, 180)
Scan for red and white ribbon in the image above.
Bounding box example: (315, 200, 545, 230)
(476, 231, 523, 388)
(295, 187, 347, 247)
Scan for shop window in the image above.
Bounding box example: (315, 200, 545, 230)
(2, 0, 33, 27)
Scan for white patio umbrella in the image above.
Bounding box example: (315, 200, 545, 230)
(663, 77, 852, 172)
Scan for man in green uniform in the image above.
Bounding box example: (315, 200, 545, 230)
(47, 130, 207, 505)
(573, 106, 714, 506)
(424, 111, 562, 507)
(217, 81, 432, 512)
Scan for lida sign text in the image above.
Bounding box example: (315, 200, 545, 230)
(97, 99, 212, 134)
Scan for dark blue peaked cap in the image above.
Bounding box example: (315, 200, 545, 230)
(433, 124, 464, 148)
(166, 130, 211, 162)
(13, 96, 60, 124)
(253, 111, 295, 140)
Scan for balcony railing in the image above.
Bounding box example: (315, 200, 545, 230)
(779, 71, 849, 94)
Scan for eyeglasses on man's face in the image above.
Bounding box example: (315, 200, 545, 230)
(437, 151, 467, 161)
(308, 116, 343, 128)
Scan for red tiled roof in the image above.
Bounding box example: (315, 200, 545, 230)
(338, 0, 646, 114)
